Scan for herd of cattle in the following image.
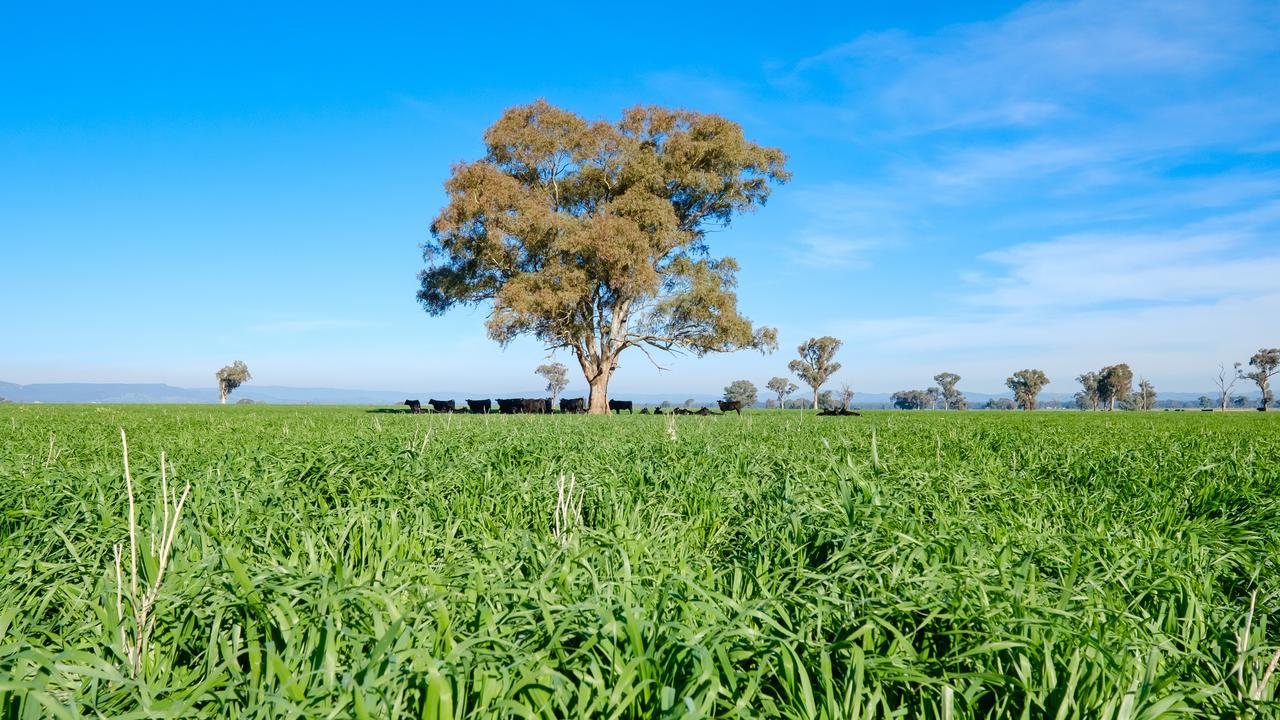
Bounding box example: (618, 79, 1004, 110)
(402, 398, 748, 415)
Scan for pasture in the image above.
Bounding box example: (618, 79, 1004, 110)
(1, 405, 1278, 717)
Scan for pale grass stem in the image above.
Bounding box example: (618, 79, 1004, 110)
(112, 428, 191, 677)
(1235, 590, 1280, 701)
(552, 473, 583, 546)
(665, 413, 678, 441)
(44, 432, 59, 467)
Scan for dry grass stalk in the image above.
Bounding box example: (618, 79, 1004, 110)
(113, 428, 190, 677)
(552, 473, 583, 546)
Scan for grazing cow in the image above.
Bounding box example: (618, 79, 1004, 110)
(608, 399, 633, 414)
(653, 407, 664, 415)
(560, 397, 586, 414)
(403, 399, 423, 414)
(466, 399, 491, 414)
(639, 407, 650, 414)
(695, 407, 711, 416)
(427, 399, 455, 413)
(717, 400, 744, 416)
(496, 398, 520, 414)
(818, 408, 862, 417)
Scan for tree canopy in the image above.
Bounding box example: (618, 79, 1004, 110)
(1098, 364, 1133, 411)
(766, 376, 798, 410)
(216, 361, 251, 405)
(1006, 369, 1049, 410)
(723, 379, 758, 407)
(418, 100, 788, 413)
(535, 362, 569, 404)
(788, 336, 843, 410)
(1239, 348, 1279, 410)
(933, 372, 967, 410)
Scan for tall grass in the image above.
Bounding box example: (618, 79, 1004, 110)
(1, 405, 1278, 717)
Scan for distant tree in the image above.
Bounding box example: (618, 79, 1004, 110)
(216, 361, 252, 405)
(925, 386, 942, 410)
(1238, 348, 1280, 411)
(765, 398, 777, 409)
(817, 390, 835, 410)
(723, 379, 759, 406)
(0, 397, 9, 404)
(933, 372, 967, 410)
(1231, 394, 1249, 409)
(1197, 395, 1214, 409)
(684, 398, 696, 409)
(1136, 378, 1157, 410)
(1213, 363, 1238, 411)
(838, 383, 855, 410)
(1098, 364, 1133, 411)
(1075, 372, 1101, 410)
(985, 397, 1016, 410)
(236, 398, 256, 405)
(416, 100, 786, 414)
(892, 389, 930, 410)
(535, 362, 570, 406)
(788, 336, 843, 410)
(766, 376, 798, 411)
(660, 400, 672, 409)
(1006, 369, 1049, 410)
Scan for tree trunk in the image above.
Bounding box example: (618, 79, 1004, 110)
(219, 382, 227, 405)
(587, 371, 611, 415)
(812, 388, 819, 410)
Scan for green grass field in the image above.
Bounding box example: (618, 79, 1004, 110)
(2, 405, 1278, 718)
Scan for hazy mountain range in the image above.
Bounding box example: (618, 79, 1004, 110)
(0, 381, 1250, 407)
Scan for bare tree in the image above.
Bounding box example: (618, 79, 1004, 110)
(215, 361, 251, 405)
(838, 383, 854, 411)
(788, 336, 843, 410)
(535, 362, 569, 407)
(766, 376, 798, 411)
(1214, 363, 1238, 411)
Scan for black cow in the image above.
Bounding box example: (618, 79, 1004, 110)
(653, 407, 664, 415)
(403, 399, 423, 414)
(496, 398, 520, 414)
(717, 400, 743, 416)
(639, 407, 650, 414)
(427, 399, 455, 413)
(466, 399, 491, 414)
(560, 397, 586, 413)
(609, 399, 633, 414)
(818, 408, 862, 417)
(519, 398, 551, 414)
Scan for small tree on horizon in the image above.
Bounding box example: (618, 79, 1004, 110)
(216, 361, 252, 405)
(1075, 371, 1101, 410)
(535, 362, 570, 406)
(1136, 378, 1157, 410)
(788, 336, 842, 410)
(723, 379, 758, 407)
(1214, 363, 1238, 411)
(1006, 369, 1049, 410)
(1238, 348, 1280, 411)
(766, 376, 798, 411)
(1098, 364, 1134, 411)
(838, 383, 855, 411)
(933, 372, 966, 410)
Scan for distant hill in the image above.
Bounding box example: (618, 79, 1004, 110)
(0, 381, 1253, 407)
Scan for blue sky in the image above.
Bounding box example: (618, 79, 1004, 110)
(3, 0, 1278, 396)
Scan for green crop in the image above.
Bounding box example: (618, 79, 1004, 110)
(1, 405, 1278, 717)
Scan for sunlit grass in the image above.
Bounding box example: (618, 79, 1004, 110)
(1, 405, 1278, 717)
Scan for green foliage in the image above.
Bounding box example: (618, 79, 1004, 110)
(1099, 364, 1134, 411)
(722, 379, 758, 406)
(215, 360, 251, 404)
(1240, 349, 1280, 409)
(2, 405, 1279, 717)
(534, 362, 569, 402)
(789, 336, 843, 409)
(1006, 369, 1050, 410)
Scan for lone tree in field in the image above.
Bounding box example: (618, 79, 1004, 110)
(1238, 348, 1280, 410)
(933, 372, 966, 410)
(789, 336, 843, 410)
(1006, 369, 1049, 410)
(535, 362, 569, 406)
(1136, 378, 1157, 410)
(1075, 371, 1101, 410)
(417, 100, 788, 413)
(1214, 363, 1238, 411)
(215, 361, 251, 405)
(723, 379, 758, 407)
(766, 376, 798, 411)
(1098, 363, 1133, 411)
